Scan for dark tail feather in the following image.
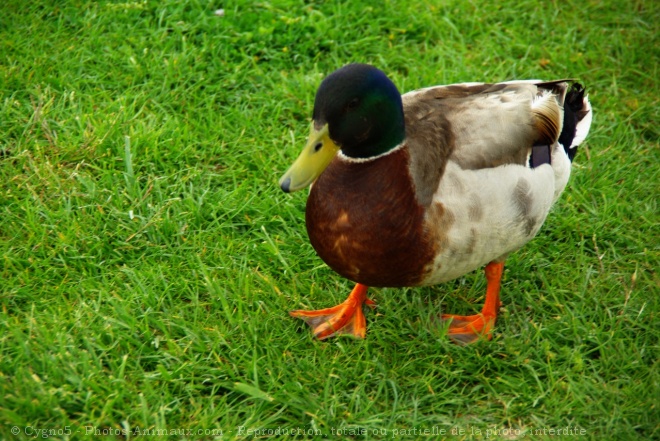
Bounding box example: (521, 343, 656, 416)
(559, 83, 590, 162)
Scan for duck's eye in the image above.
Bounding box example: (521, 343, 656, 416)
(314, 142, 323, 152)
(346, 98, 360, 110)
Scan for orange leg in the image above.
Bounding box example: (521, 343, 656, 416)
(290, 283, 376, 340)
(441, 261, 504, 345)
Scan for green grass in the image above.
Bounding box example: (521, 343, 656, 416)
(1, 0, 658, 439)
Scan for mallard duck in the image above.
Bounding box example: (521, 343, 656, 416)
(279, 63, 592, 344)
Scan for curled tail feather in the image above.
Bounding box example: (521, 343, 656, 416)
(559, 83, 593, 161)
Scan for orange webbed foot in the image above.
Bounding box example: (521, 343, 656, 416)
(441, 312, 496, 345)
(290, 283, 375, 340)
(442, 261, 504, 345)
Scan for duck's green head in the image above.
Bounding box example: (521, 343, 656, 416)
(279, 64, 405, 193)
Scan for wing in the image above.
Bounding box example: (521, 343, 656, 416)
(402, 81, 568, 170)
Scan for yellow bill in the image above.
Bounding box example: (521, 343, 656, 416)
(279, 123, 340, 193)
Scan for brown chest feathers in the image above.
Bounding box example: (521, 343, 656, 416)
(305, 148, 436, 287)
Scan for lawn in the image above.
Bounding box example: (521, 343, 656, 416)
(1, 0, 658, 439)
